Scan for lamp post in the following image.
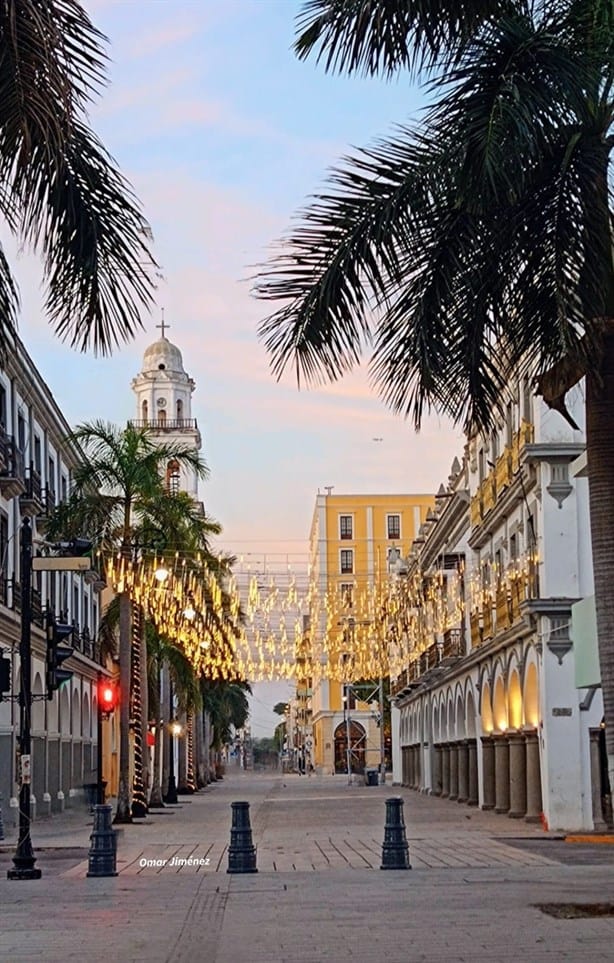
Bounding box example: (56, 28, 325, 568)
(164, 676, 179, 804)
(7, 517, 41, 880)
(344, 683, 352, 784)
(379, 676, 386, 784)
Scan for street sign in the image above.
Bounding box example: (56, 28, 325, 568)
(32, 557, 91, 572)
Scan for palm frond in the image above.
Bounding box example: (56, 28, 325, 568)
(256, 132, 439, 384)
(0, 240, 20, 355)
(258, 9, 613, 431)
(27, 121, 157, 355)
(0, 2, 157, 356)
(295, 0, 520, 76)
(98, 594, 120, 661)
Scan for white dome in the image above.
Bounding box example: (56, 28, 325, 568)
(142, 336, 185, 374)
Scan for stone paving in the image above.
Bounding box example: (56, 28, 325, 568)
(0, 770, 613, 961)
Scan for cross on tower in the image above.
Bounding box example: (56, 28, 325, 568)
(156, 309, 170, 338)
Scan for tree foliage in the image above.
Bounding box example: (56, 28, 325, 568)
(257, 0, 614, 431)
(0, 1, 157, 356)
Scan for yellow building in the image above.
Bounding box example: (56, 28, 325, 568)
(307, 491, 435, 776)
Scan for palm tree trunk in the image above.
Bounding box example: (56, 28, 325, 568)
(140, 614, 150, 803)
(130, 605, 147, 818)
(586, 330, 614, 809)
(161, 662, 170, 796)
(115, 592, 132, 823)
(148, 656, 164, 808)
(186, 714, 196, 791)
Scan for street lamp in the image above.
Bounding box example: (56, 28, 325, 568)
(7, 518, 41, 880)
(370, 678, 387, 784)
(163, 676, 180, 804)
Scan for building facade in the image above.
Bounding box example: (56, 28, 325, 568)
(0, 334, 106, 821)
(392, 379, 608, 831)
(130, 327, 205, 793)
(130, 324, 202, 499)
(308, 491, 435, 775)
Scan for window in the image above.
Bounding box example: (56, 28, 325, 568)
(506, 402, 514, 447)
(61, 475, 68, 502)
(166, 459, 180, 494)
(158, 408, 166, 425)
(176, 399, 183, 420)
(0, 384, 6, 429)
(73, 585, 80, 627)
(339, 515, 353, 540)
(343, 683, 356, 711)
(522, 379, 532, 423)
(17, 413, 26, 453)
(340, 549, 354, 574)
(142, 400, 148, 421)
(478, 448, 485, 483)
(491, 431, 499, 462)
(0, 512, 8, 570)
(387, 514, 401, 540)
(48, 457, 56, 496)
(509, 532, 518, 561)
(339, 582, 354, 607)
(33, 436, 41, 474)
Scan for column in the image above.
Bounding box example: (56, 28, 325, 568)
(508, 731, 527, 818)
(589, 729, 607, 831)
(416, 744, 422, 790)
(524, 730, 542, 824)
(457, 740, 469, 804)
(449, 742, 459, 801)
(480, 736, 495, 810)
(441, 743, 450, 798)
(408, 746, 414, 788)
(432, 744, 442, 796)
(494, 733, 510, 814)
(467, 739, 478, 806)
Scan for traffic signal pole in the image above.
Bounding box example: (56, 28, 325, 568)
(7, 517, 41, 880)
(97, 672, 104, 805)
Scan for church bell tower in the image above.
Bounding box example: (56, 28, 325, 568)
(131, 317, 202, 500)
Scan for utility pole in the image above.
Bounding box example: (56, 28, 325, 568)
(8, 517, 41, 880)
(344, 682, 352, 785)
(379, 676, 386, 784)
(164, 677, 178, 804)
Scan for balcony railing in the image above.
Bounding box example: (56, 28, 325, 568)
(0, 434, 26, 497)
(19, 465, 44, 514)
(470, 421, 535, 529)
(128, 418, 198, 431)
(442, 628, 462, 660)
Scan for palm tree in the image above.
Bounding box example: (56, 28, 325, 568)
(137, 489, 225, 804)
(256, 2, 614, 791)
(146, 624, 201, 807)
(63, 420, 208, 821)
(0, 1, 156, 356)
(201, 679, 251, 775)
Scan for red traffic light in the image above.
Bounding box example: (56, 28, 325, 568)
(98, 680, 118, 715)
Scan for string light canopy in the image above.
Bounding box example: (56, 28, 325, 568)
(103, 546, 539, 682)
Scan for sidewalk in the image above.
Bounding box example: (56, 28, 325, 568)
(1, 770, 613, 961)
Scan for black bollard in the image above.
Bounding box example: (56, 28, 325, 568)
(380, 796, 411, 870)
(87, 804, 118, 878)
(227, 800, 258, 874)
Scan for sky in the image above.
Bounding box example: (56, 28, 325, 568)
(7, 0, 464, 738)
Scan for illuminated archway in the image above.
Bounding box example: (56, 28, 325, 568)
(524, 661, 540, 727)
(481, 681, 494, 734)
(493, 675, 508, 731)
(334, 720, 366, 773)
(508, 670, 523, 730)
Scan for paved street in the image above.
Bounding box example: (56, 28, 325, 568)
(1, 770, 613, 961)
